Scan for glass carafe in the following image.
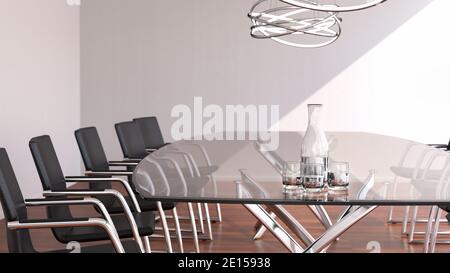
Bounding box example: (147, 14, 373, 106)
(301, 104, 329, 171)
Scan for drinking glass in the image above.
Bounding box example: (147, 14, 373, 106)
(282, 161, 302, 191)
(300, 163, 326, 193)
(327, 162, 350, 191)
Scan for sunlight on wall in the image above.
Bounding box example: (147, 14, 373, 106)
(276, 0, 450, 144)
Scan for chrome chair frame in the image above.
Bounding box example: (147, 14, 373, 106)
(42, 178, 150, 252)
(423, 162, 450, 253)
(136, 156, 201, 253)
(9, 197, 129, 253)
(151, 149, 215, 241)
(407, 151, 450, 243)
(63, 175, 182, 253)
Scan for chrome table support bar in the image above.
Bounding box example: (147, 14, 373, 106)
(266, 205, 315, 246)
(308, 205, 333, 228)
(304, 206, 378, 253)
(244, 204, 304, 253)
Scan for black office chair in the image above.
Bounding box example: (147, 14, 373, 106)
(115, 121, 205, 251)
(133, 117, 170, 151)
(28, 135, 155, 253)
(74, 126, 182, 252)
(133, 117, 221, 224)
(0, 148, 140, 253)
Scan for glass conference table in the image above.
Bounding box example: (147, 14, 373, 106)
(133, 132, 450, 253)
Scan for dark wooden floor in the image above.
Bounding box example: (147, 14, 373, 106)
(0, 202, 449, 253)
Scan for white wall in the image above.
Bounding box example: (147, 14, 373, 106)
(81, 0, 448, 162)
(278, 0, 450, 143)
(0, 0, 80, 218)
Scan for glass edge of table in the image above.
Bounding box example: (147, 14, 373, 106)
(137, 196, 450, 207)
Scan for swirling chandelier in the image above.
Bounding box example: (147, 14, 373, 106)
(248, 0, 387, 48)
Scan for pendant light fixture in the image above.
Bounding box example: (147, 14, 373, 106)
(248, 0, 386, 48)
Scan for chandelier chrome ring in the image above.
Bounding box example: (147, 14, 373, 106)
(267, 16, 341, 48)
(252, 15, 342, 48)
(249, 6, 340, 38)
(248, 0, 342, 48)
(280, 0, 387, 12)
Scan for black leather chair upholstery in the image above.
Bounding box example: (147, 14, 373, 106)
(0, 148, 139, 253)
(75, 127, 175, 213)
(133, 117, 169, 150)
(28, 135, 155, 245)
(115, 121, 149, 160)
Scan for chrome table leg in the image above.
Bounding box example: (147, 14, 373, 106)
(304, 206, 378, 253)
(244, 204, 304, 253)
(253, 211, 276, 240)
(308, 205, 333, 228)
(267, 205, 315, 246)
(254, 205, 332, 240)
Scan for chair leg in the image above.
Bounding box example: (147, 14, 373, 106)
(424, 206, 438, 253)
(387, 180, 398, 223)
(172, 207, 184, 253)
(215, 203, 223, 223)
(430, 208, 443, 253)
(157, 201, 173, 253)
(402, 206, 411, 235)
(204, 203, 213, 240)
(408, 206, 419, 242)
(188, 203, 200, 253)
(197, 203, 205, 234)
(143, 236, 152, 253)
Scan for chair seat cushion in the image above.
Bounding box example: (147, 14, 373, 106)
(52, 211, 155, 243)
(97, 195, 176, 214)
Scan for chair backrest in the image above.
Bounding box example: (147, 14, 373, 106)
(115, 121, 148, 160)
(133, 117, 165, 150)
(75, 127, 113, 192)
(75, 127, 110, 172)
(28, 135, 73, 221)
(0, 148, 35, 253)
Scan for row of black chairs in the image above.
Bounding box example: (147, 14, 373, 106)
(0, 117, 203, 253)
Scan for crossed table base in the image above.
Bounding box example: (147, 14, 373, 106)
(244, 204, 378, 253)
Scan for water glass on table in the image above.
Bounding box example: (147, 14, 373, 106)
(300, 162, 326, 193)
(328, 162, 350, 191)
(282, 161, 302, 191)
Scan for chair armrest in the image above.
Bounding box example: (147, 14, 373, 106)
(25, 196, 115, 226)
(43, 189, 145, 252)
(7, 218, 125, 253)
(85, 170, 134, 176)
(145, 143, 171, 153)
(109, 160, 139, 167)
(64, 176, 140, 211)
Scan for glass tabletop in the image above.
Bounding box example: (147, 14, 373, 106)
(132, 132, 450, 206)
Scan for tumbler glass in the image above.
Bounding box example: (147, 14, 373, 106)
(300, 163, 326, 193)
(327, 162, 350, 191)
(282, 161, 302, 191)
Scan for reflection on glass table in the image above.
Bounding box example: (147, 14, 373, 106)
(133, 132, 450, 253)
